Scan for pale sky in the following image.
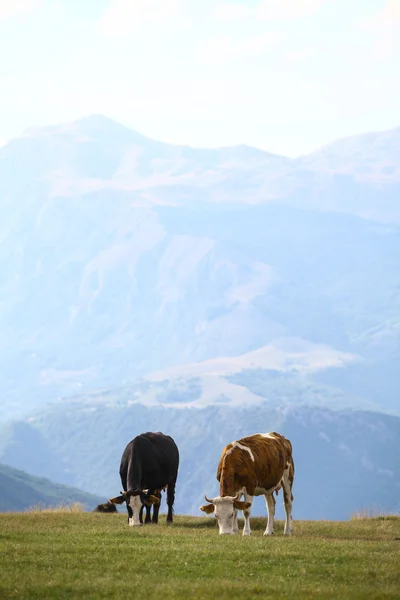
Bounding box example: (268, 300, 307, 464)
(0, 0, 399, 156)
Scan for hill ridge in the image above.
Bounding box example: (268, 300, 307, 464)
(0, 462, 104, 512)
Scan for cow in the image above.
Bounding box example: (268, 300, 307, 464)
(109, 432, 179, 526)
(200, 432, 294, 536)
(92, 502, 118, 513)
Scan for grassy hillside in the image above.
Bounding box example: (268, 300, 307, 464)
(0, 513, 399, 599)
(0, 463, 105, 512)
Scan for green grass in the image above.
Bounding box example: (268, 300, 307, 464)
(0, 513, 399, 599)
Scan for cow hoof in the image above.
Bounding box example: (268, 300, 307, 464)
(242, 531, 251, 536)
(263, 531, 274, 536)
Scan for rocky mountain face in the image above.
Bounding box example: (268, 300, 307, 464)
(0, 115, 399, 518)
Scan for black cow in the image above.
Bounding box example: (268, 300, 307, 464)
(92, 502, 118, 513)
(109, 432, 179, 526)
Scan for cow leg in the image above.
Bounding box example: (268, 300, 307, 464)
(242, 494, 253, 536)
(263, 493, 276, 536)
(152, 491, 161, 524)
(282, 466, 294, 536)
(233, 507, 239, 533)
(166, 481, 176, 523)
(139, 503, 152, 524)
(144, 504, 152, 524)
(232, 491, 243, 533)
(127, 504, 134, 527)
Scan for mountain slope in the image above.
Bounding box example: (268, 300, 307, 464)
(0, 116, 399, 419)
(0, 462, 105, 512)
(300, 126, 400, 180)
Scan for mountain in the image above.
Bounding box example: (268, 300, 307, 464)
(0, 462, 105, 512)
(0, 115, 399, 520)
(0, 400, 399, 520)
(299, 126, 400, 180)
(0, 115, 399, 418)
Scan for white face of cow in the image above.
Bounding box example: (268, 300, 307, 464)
(201, 495, 249, 535)
(108, 490, 160, 526)
(127, 494, 143, 526)
(213, 497, 237, 535)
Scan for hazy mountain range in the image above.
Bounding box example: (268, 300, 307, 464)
(0, 401, 398, 519)
(0, 115, 399, 519)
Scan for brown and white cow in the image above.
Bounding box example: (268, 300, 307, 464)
(200, 432, 294, 536)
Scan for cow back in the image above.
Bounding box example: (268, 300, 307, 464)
(217, 432, 293, 496)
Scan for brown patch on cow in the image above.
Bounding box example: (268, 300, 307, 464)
(234, 500, 251, 511)
(145, 494, 161, 505)
(200, 503, 215, 514)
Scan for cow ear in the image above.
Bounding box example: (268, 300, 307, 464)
(200, 503, 215, 514)
(148, 495, 161, 505)
(234, 500, 251, 510)
(109, 495, 126, 505)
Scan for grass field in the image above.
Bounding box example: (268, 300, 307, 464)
(0, 512, 399, 599)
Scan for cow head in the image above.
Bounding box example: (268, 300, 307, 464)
(200, 495, 251, 535)
(109, 490, 160, 526)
